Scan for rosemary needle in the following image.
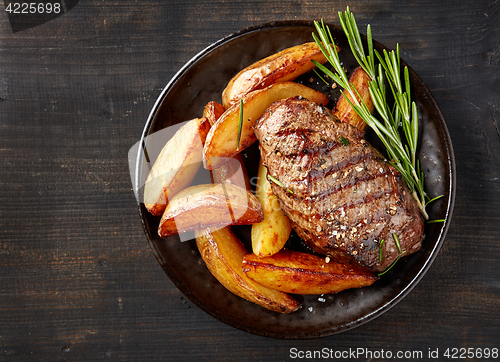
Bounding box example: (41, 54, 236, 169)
(339, 136, 350, 146)
(267, 173, 294, 194)
(427, 219, 446, 224)
(237, 98, 243, 151)
(379, 239, 385, 262)
(312, 68, 329, 86)
(378, 254, 402, 276)
(392, 233, 402, 254)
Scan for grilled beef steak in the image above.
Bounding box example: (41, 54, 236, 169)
(254, 97, 424, 272)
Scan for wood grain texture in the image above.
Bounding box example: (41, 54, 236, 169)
(1, 0, 499, 360)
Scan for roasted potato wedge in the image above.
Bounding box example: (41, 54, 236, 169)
(195, 227, 301, 313)
(334, 66, 374, 132)
(203, 82, 329, 170)
(143, 117, 211, 215)
(242, 250, 378, 295)
(203, 101, 226, 126)
(204, 100, 252, 191)
(251, 160, 292, 256)
(158, 183, 263, 238)
(222, 42, 332, 109)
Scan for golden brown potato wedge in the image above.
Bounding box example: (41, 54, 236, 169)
(251, 160, 292, 256)
(143, 117, 211, 215)
(203, 82, 329, 170)
(158, 183, 263, 238)
(242, 250, 378, 295)
(334, 66, 374, 132)
(195, 227, 301, 313)
(203, 102, 252, 192)
(222, 42, 332, 109)
(203, 101, 226, 126)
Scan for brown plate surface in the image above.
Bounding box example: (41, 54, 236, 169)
(132, 21, 455, 339)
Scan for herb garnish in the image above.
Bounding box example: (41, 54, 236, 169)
(378, 239, 385, 262)
(237, 99, 244, 151)
(392, 233, 402, 254)
(377, 233, 404, 276)
(427, 219, 446, 224)
(376, 232, 406, 276)
(312, 8, 442, 220)
(267, 173, 294, 194)
(339, 135, 350, 146)
(378, 254, 402, 276)
(312, 68, 329, 86)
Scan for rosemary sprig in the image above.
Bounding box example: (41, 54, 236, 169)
(237, 99, 244, 151)
(312, 9, 434, 219)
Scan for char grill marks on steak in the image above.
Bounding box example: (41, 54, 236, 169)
(254, 97, 424, 272)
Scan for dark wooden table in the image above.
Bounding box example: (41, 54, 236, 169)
(1, 0, 499, 360)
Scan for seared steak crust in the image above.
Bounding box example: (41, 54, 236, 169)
(254, 97, 424, 272)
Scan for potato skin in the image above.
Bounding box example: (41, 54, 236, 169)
(210, 154, 252, 192)
(203, 81, 329, 170)
(242, 250, 378, 295)
(251, 160, 292, 256)
(203, 101, 226, 126)
(334, 66, 374, 132)
(143, 117, 211, 215)
(195, 227, 301, 314)
(158, 183, 263, 238)
(222, 42, 329, 109)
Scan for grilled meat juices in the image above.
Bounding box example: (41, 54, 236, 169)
(254, 97, 424, 272)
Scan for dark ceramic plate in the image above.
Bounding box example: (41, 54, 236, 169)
(132, 21, 455, 339)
